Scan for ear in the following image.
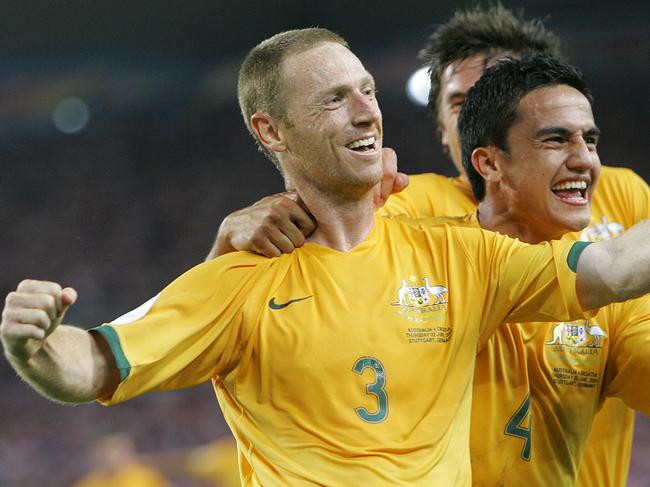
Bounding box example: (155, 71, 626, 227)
(470, 146, 503, 183)
(251, 112, 287, 153)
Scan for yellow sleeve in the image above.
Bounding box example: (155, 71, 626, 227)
(600, 296, 650, 414)
(448, 226, 589, 344)
(93, 253, 270, 405)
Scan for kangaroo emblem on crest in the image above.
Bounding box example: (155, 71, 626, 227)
(396, 280, 411, 306)
(545, 322, 567, 345)
(545, 320, 606, 348)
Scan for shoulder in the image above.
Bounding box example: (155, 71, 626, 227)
(192, 251, 274, 277)
(403, 172, 476, 208)
(205, 249, 274, 268)
(383, 171, 476, 218)
(384, 212, 477, 231)
(588, 165, 650, 231)
(382, 213, 494, 255)
(163, 251, 283, 298)
(598, 165, 649, 192)
(404, 172, 467, 194)
(407, 171, 454, 186)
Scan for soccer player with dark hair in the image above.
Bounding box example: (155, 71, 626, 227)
(454, 52, 650, 485)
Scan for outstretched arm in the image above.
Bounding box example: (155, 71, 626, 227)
(1, 279, 120, 403)
(577, 219, 650, 310)
(206, 147, 408, 260)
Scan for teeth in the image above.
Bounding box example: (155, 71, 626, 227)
(347, 136, 375, 149)
(552, 181, 587, 191)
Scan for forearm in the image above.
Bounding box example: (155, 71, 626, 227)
(205, 192, 317, 260)
(577, 219, 650, 309)
(4, 325, 117, 404)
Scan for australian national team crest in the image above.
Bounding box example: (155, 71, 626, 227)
(545, 319, 606, 349)
(545, 319, 606, 388)
(391, 276, 448, 324)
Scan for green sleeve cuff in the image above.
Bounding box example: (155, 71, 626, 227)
(91, 325, 131, 381)
(567, 241, 593, 272)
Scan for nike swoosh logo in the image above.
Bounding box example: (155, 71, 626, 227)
(268, 296, 312, 310)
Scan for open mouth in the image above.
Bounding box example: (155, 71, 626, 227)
(346, 136, 376, 152)
(551, 180, 589, 204)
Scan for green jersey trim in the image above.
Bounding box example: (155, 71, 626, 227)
(567, 241, 593, 272)
(92, 325, 131, 381)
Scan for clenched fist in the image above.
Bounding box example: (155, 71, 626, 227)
(1, 279, 77, 360)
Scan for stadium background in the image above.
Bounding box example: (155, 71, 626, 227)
(0, 1, 648, 485)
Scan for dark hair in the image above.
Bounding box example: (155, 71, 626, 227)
(419, 3, 563, 128)
(458, 54, 593, 201)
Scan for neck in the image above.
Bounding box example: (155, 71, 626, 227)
(296, 184, 376, 252)
(477, 198, 561, 244)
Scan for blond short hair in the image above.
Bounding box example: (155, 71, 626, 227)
(238, 28, 348, 168)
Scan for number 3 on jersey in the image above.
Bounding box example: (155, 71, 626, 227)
(352, 356, 388, 423)
(505, 394, 532, 461)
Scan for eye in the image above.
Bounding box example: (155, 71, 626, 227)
(363, 86, 377, 98)
(585, 135, 599, 147)
(448, 96, 465, 113)
(325, 94, 343, 107)
(543, 136, 565, 144)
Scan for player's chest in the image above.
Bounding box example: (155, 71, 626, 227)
(248, 261, 480, 389)
(513, 320, 609, 402)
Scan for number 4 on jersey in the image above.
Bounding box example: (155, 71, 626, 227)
(505, 394, 532, 461)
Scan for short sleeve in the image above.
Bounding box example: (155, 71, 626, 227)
(93, 254, 268, 405)
(450, 226, 590, 344)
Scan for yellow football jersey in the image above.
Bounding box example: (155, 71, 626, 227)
(383, 166, 650, 486)
(470, 293, 650, 486)
(381, 173, 476, 218)
(94, 215, 587, 486)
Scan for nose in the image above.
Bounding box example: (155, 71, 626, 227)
(350, 90, 381, 126)
(567, 137, 598, 172)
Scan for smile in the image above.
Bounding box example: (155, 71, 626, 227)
(551, 180, 589, 204)
(346, 136, 376, 152)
